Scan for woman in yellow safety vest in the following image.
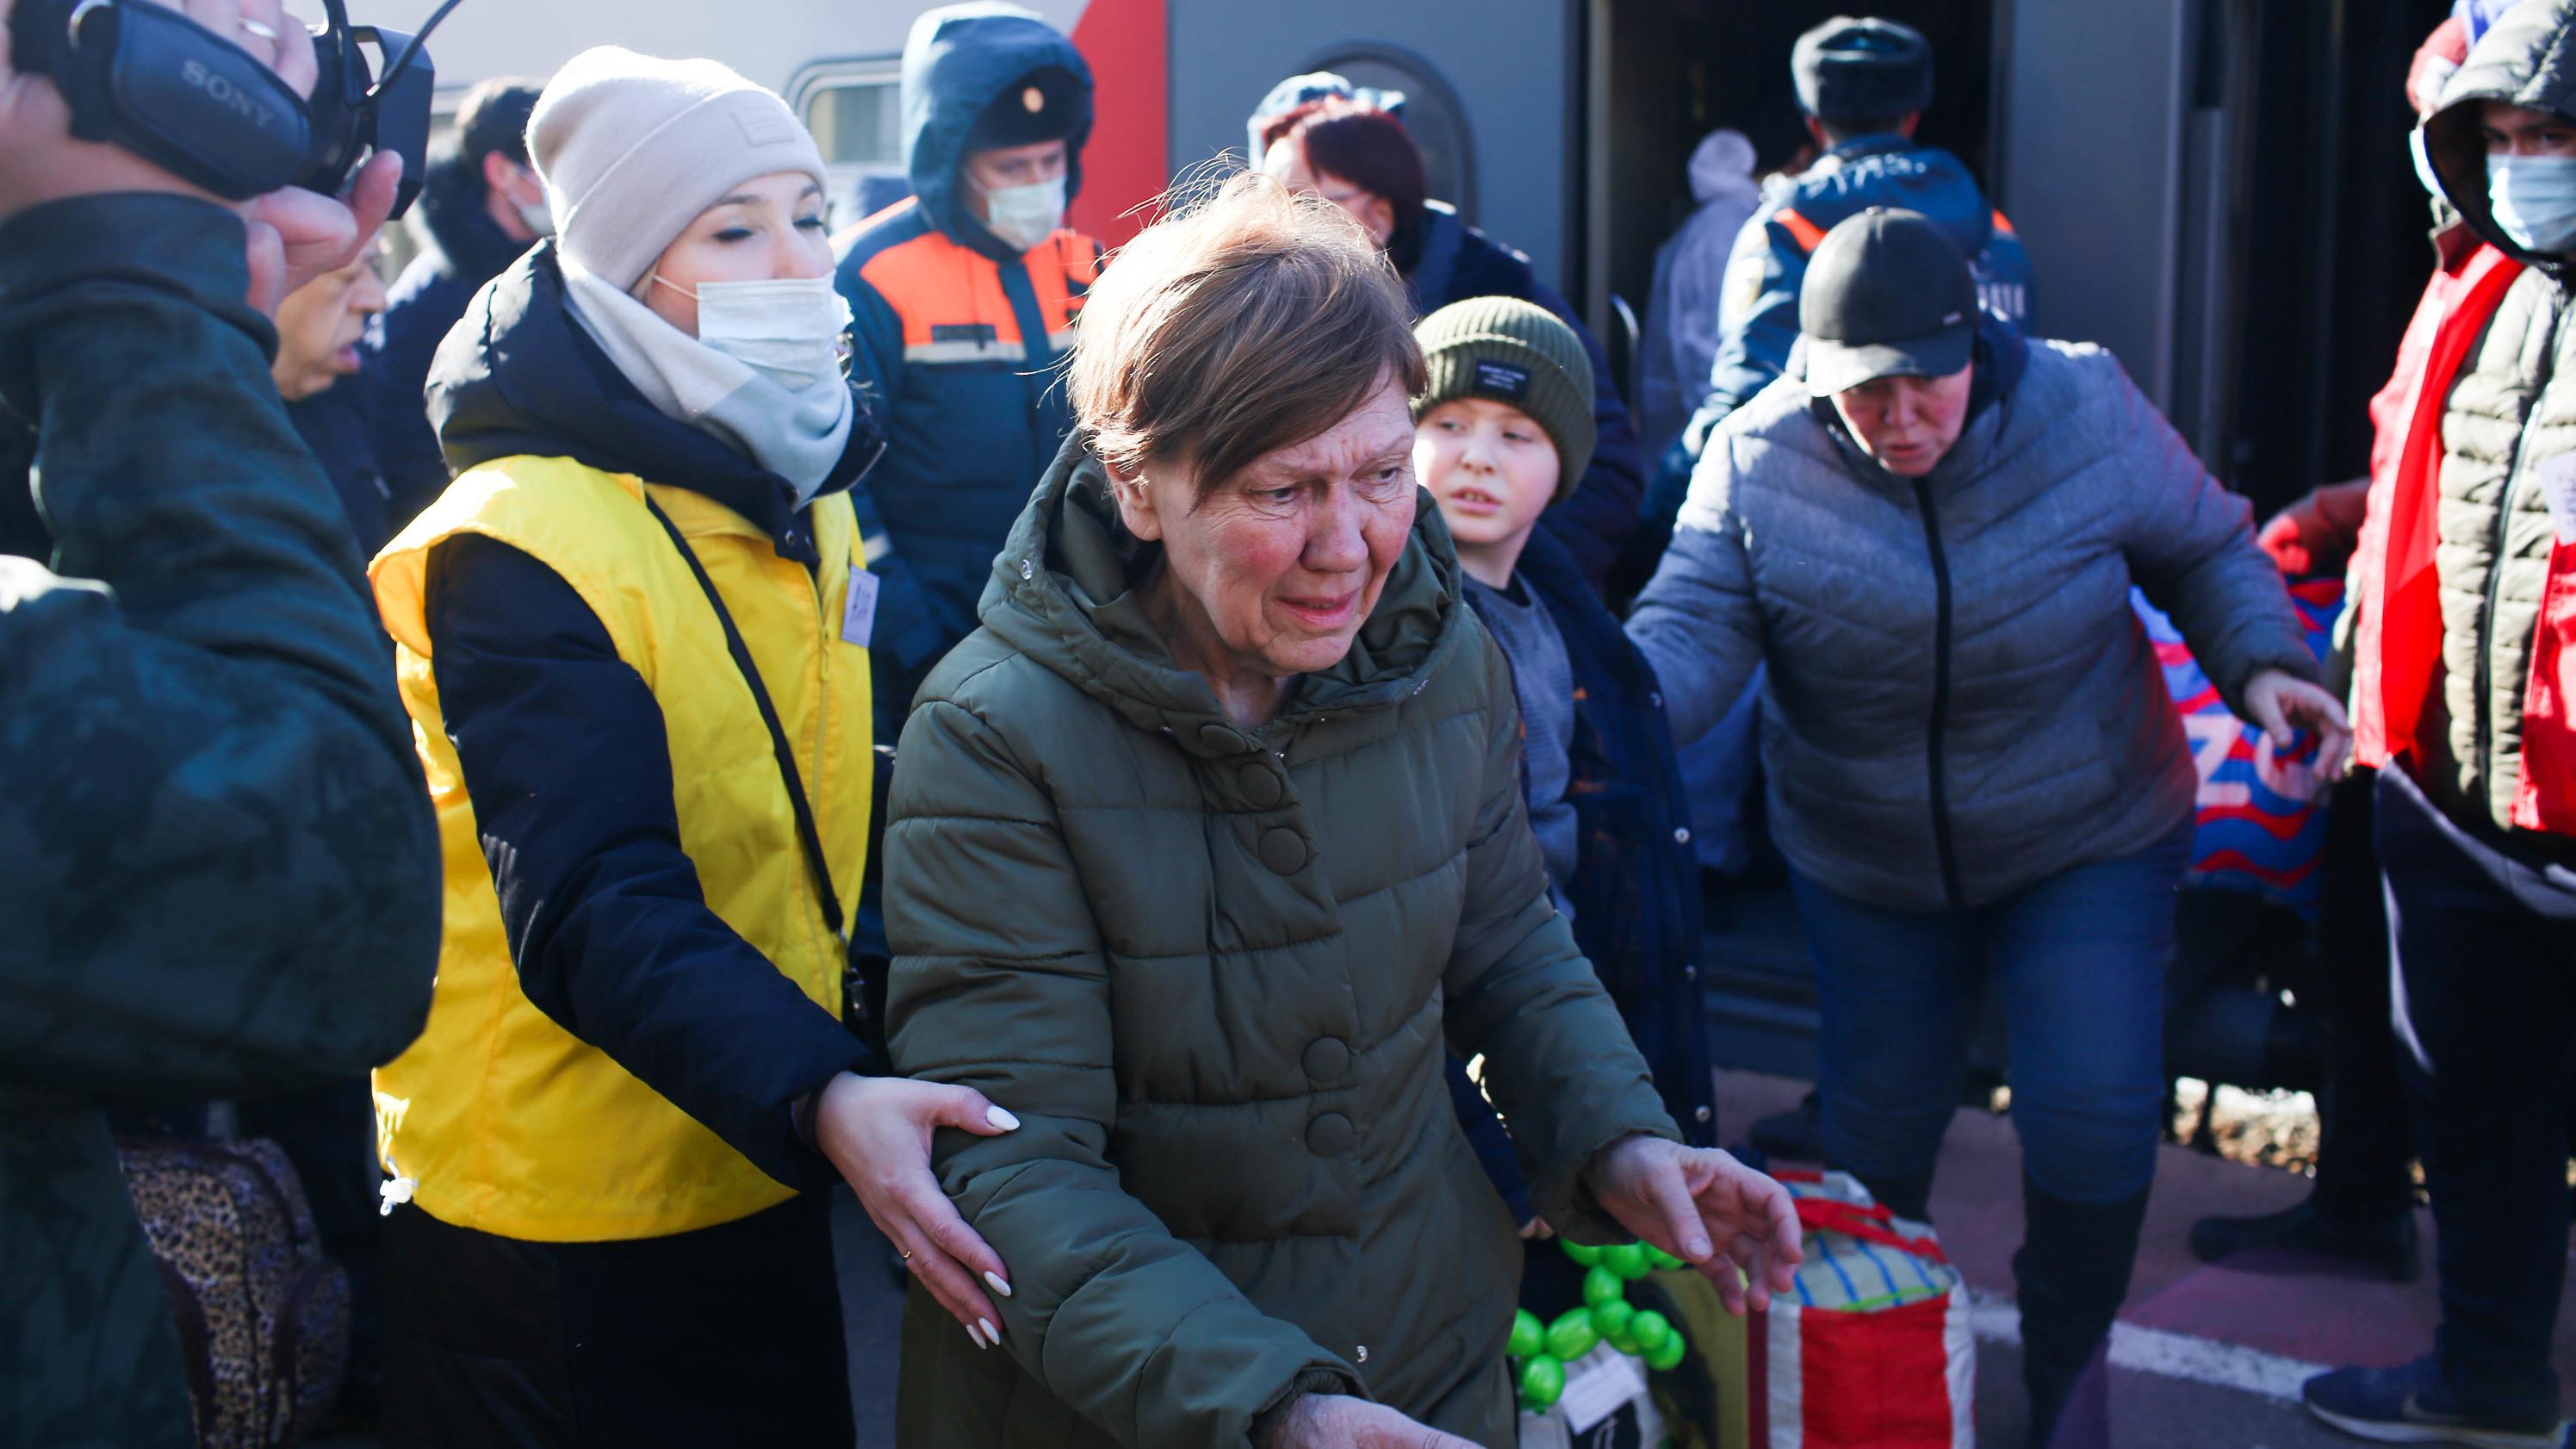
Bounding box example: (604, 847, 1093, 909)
(367, 47, 1017, 1446)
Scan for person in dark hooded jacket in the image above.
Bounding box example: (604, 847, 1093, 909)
(360, 77, 543, 526)
(831, 3, 1102, 739)
(0, 7, 433, 1439)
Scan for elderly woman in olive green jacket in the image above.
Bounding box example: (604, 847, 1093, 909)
(883, 173, 1801, 1449)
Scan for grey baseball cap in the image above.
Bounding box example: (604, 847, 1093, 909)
(1800, 207, 1978, 397)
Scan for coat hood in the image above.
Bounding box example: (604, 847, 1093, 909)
(2424, 0, 2576, 273)
(1689, 128, 1761, 208)
(975, 434, 1472, 747)
(425, 244, 884, 563)
(901, 4, 1094, 262)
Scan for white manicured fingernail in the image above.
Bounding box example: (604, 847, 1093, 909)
(978, 1316, 1001, 1344)
(967, 1322, 989, 1350)
(984, 1271, 1014, 1298)
(986, 1106, 1021, 1131)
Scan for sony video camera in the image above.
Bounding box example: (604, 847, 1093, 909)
(7, 0, 461, 218)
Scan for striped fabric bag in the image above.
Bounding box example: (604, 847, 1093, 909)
(1754, 1171, 1972, 1449)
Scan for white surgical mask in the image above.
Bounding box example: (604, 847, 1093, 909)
(516, 196, 555, 238)
(2488, 152, 2576, 254)
(975, 175, 1066, 253)
(652, 273, 853, 391)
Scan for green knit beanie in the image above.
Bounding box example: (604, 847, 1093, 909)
(1411, 296, 1597, 501)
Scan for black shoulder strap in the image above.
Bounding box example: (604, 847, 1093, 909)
(642, 497, 844, 937)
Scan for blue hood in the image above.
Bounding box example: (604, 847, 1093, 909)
(901, 3, 1094, 261)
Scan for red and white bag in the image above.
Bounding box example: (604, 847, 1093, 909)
(1754, 1171, 1973, 1449)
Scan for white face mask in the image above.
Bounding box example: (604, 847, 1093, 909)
(652, 273, 853, 390)
(516, 196, 555, 238)
(975, 175, 1066, 252)
(2488, 152, 2576, 254)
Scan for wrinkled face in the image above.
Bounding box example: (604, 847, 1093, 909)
(1261, 139, 1394, 247)
(963, 137, 1069, 217)
(2482, 100, 2576, 156)
(1414, 396, 1560, 556)
(272, 241, 386, 401)
(1828, 364, 1975, 478)
(1117, 375, 1418, 680)
(642, 171, 832, 338)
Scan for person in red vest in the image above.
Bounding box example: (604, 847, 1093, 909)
(2302, 3, 2576, 1445)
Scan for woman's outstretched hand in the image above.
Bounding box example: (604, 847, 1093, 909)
(2244, 666, 2353, 790)
(1266, 1395, 1480, 1449)
(1583, 1135, 1803, 1314)
(813, 1072, 1021, 1351)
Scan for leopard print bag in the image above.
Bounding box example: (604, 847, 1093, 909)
(116, 1136, 351, 1448)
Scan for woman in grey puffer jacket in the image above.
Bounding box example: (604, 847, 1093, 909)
(1628, 208, 2348, 1449)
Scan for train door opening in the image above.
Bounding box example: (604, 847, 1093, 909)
(1580, 0, 1999, 399)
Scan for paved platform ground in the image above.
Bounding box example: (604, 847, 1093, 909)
(315, 1065, 2573, 1448)
(829, 1070, 2576, 1448)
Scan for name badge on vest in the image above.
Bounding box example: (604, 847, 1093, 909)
(1473, 359, 1531, 401)
(842, 566, 880, 648)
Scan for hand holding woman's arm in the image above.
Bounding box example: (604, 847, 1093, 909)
(811, 1072, 1019, 1346)
(1584, 1134, 1803, 1313)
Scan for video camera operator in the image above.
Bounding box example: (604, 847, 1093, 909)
(0, 0, 439, 1440)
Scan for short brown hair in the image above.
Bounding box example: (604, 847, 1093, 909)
(1271, 99, 1429, 237)
(1070, 171, 1425, 499)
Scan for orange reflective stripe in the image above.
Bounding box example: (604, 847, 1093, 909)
(1774, 208, 1828, 252)
(1991, 208, 2016, 236)
(858, 229, 1026, 351)
(1025, 230, 1102, 340)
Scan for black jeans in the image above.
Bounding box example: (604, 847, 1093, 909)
(381, 1191, 851, 1448)
(2380, 768, 2576, 1413)
(2312, 770, 2416, 1221)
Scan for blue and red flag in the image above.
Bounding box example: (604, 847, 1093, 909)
(2134, 581, 2343, 911)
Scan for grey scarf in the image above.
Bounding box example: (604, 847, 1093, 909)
(559, 258, 853, 507)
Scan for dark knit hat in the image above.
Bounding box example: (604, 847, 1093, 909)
(966, 64, 1090, 150)
(1792, 16, 1934, 123)
(1412, 297, 1597, 501)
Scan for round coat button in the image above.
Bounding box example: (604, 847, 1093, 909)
(1258, 826, 1308, 874)
(1239, 763, 1284, 809)
(1302, 1036, 1352, 1082)
(1307, 1112, 1356, 1157)
(1673, 826, 1692, 846)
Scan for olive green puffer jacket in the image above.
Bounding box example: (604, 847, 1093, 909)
(885, 442, 1679, 1449)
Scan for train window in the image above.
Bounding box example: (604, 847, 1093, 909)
(789, 60, 907, 225)
(800, 69, 903, 171)
(1300, 43, 1475, 222)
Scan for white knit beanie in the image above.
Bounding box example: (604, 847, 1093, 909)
(528, 47, 829, 292)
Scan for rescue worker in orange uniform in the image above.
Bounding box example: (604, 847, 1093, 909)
(832, 3, 1102, 737)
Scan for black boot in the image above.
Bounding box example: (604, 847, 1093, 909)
(1750, 1090, 1824, 1163)
(2015, 1179, 2149, 1449)
(2186, 1192, 2419, 1281)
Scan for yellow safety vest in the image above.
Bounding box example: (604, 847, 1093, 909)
(369, 457, 872, 1241)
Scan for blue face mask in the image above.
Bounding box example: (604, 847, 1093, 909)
(2488, 152, 2576, 253)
